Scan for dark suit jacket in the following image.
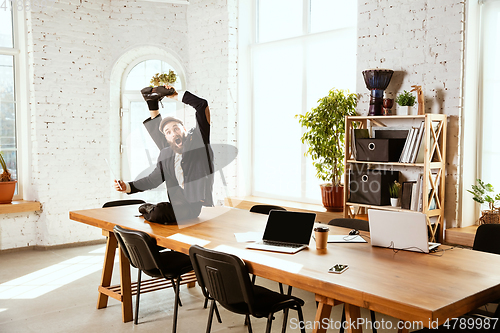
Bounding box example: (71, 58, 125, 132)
(128, 91, 214, 207)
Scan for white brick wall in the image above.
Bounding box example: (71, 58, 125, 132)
(1, 0, 465, 250)
(0, 0, 239, 250)
(357, 0, 464, 228)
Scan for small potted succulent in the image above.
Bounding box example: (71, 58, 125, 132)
(0, 152, 17, 204)
(468, 179, 500, 224)
(389, 181, 401, 207)
(395, 90, 416, 115)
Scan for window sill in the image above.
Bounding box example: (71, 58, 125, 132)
(225, 196, 343, 223)
(0, 200, 41, 215)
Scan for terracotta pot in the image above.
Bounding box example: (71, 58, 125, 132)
(0, 180, 17, 204)
(320, 184, 344, 212)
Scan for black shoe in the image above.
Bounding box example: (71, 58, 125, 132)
(141, 86, 176, 101)
(141, 86, 162, 102)
(138, 203, 155, 215)
(154, 86, 176, 97)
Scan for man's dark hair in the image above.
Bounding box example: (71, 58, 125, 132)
(159, 116, 184, 133)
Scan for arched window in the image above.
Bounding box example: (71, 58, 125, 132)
(121, 58, 185, 202)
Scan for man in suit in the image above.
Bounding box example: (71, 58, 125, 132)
(114, 85, 214, 224)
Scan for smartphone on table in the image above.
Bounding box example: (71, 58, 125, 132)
(329, 264, 349, 274)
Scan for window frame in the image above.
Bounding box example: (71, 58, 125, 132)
(240, 0, 357, 204)
(1, 6, 29, 201)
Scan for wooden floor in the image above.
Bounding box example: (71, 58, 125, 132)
(226, 196, 478, 247)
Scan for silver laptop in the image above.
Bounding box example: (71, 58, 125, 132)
(246, 210, 316, 254)
(368, 209, 440, 253)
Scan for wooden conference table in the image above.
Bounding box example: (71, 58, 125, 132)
(69, 205, 500, 333)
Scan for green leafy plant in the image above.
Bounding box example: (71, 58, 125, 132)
(395, 90, 416, 106)
(150, 70, 177, 87)
(468, 179, 500, 210)
(296, 88, 358, 186)
(389, 181, 401, 199)
(0, 152, 12, 182)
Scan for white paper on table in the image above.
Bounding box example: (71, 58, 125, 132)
(234, 232, 263, 243)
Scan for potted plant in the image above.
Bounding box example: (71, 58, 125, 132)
(389, 181, 401, 207)
(395, 90, 416, 115)
(150, 70, 177, 87)
(296, 88, 358, 212)
(468, 179, 500, 224)
(0, 152, 17, 204)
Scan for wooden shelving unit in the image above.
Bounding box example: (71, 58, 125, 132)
(343, 114, 447, 242)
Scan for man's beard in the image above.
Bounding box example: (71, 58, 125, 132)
(168, 135, 185, 154)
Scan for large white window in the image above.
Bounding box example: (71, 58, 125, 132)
(479, 0, 500, 189)
(121, 59, 185, 203)
(249, 0, 357, 203)
(0, 5, 25, 198)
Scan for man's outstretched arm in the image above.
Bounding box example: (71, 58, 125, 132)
(177, 90, 211, 144)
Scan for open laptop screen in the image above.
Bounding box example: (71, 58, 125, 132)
(262, 210, 316, 245)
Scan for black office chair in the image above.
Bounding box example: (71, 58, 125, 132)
(113, 225, 194, 332)
(249, 204, 287, 215)
(328, 218, 376, 333)
(189, 245, 306, 333)
(102, 199, 146, 208)
(473, 224, 500, 255)
(470, 224, 500, 317)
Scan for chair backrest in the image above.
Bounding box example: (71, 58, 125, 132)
(249, 205, 286, 215)
(113, 225, 162, 276)
(103, 199, 146, 208)
(189, 245, 256, 314)
(328, 218, 370, 232)
(473, 224, 500, 255)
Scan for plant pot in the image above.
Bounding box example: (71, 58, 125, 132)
(390, 198, 399, 207)
(398, 105, 414, 115)
(479, 210, 500, 224)
(320, 184, 344, 212)
(0, 180, 17, 204)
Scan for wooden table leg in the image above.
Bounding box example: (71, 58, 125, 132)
(313, 294, 343, 333)
(345, 303, 362, 333)
(187, 281, 196, 288)
(119, 246, 133, 323)
(97, 230, 117, 309)
(313, 301, 332, 333)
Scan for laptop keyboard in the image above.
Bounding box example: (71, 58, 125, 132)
(261, 240, 302, 248)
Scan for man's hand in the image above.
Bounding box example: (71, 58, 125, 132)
(114, 180, 127, 192)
